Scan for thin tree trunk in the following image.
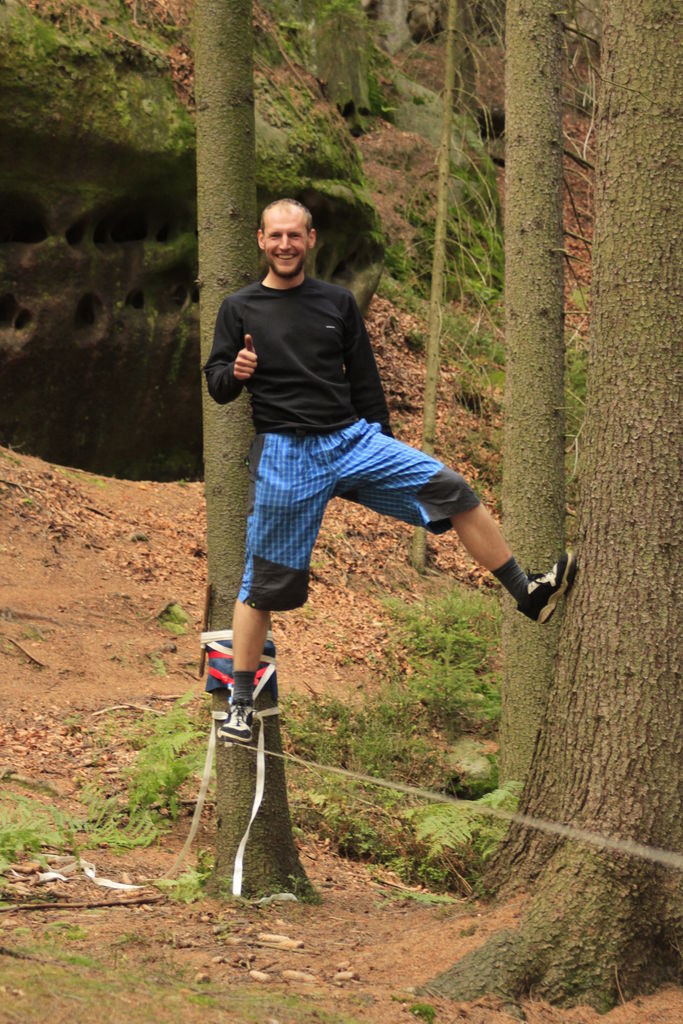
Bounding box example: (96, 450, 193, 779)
(194, 0, 310, 899)
(498, 0, 565, 782)
(411, 0, 459, 571)
(422, 0, 682, 1007)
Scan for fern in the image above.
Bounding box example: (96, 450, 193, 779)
(0, 793, 79, 871)
(125, 693, 205, 818)
(80, 785, 161, 851)
(405, 781, 523, 864)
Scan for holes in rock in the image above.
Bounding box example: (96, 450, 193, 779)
(14, 309, 32, 330)
(66, 219, 87, 245)
(94, 210, 148, 245)
(156, 223, 170, 242)
(190, 285, 200, 304)
(0, 210, 48, 244)
(125, 290, 145, 309)
(75, 293, 102, 328)
(170, 285, 187, 308)
(12, 220, 48, 243)
(0, 293, 18, 326)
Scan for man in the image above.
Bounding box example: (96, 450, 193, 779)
(204, 198, 576, 744)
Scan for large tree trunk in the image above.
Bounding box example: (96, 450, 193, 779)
(194, 0, 310, 898)
(411, 0, 458, 571)
(424, 0, 682, 1007)
(498, 0, 565, 783)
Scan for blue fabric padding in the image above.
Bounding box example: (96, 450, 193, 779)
(239, 419, 466, 608)
(205, 636, 278, 701)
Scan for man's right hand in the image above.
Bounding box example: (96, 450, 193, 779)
(234, 334, 258, 381)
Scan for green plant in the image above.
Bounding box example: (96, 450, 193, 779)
(404, 780, 523, 882)
(410, 1003, 436, 1023)
(385, 588, 502, 733)
(284, 588, 503, 892)
(81, 785, 161, 851)
(0, 793, 78, 872)
(125, 693, 206, 818)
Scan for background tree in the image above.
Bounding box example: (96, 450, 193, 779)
(194, 0, 309, 897)
(411, 0, 459, 571)
(424, 0, 682, 1006)
(498, 0, 565, 782)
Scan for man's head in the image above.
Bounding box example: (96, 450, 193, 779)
(258, 199, 316, 289)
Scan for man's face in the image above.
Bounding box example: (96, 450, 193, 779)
(258, 205, 316, 285)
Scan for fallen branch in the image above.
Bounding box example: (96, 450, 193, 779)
(0, 944, 55, 963)
(0, 634, 47, 667)
(91, 703, 164, 717)
(0, 893, 165, 912)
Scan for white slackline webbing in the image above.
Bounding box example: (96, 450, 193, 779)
(212, 662, 279, 897)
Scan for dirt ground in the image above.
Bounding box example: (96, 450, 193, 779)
(1, 315, 681, 1023)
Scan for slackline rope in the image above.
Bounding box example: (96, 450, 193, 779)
(233, 743, 683, 873)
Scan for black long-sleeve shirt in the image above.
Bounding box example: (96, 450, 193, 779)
(203, 277, 391, 435)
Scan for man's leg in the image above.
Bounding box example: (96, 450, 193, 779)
(451, 504, 576, 622)
(449, 504, 512, 571)
(216, 600, 271, 745)
(232, 599, 270, 675)
(334, 423, 576, 624)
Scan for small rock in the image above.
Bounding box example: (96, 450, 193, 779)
(336, 960, 351, 970)
(258, 932, 303, 949)
(282, 969, 317, 984)
(128, 531, 149, 543)
(9, 862, 41, 875)
(249, 970, 271, 983)
(211, 955, 229, 964)
(194, 971, 211, 984)
(333, 970, 358, 982)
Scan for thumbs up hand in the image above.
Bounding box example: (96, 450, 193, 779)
(234, 333, 258, 380)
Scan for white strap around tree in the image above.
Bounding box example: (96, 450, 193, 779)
(212, 661, 279, 897)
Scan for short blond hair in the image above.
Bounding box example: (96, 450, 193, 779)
(260, 198, 313, 233)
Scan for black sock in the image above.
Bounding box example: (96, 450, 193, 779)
(492, 556, 529, 606)
(232, 670, 255, 705)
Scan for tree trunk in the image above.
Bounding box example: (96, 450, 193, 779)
(194, 0, 310, 899)
(423, 0, 682, 1007)
(498, 0, 565, 782)
(411, 0, 458, 571)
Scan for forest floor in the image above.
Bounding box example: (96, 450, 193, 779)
(2, 12, 679, 1024)
(1, 299, 680, 1023)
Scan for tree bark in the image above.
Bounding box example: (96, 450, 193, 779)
(423, 0, 682, 1007)
(498, 0, 565, 782)
(411, 0, 459, 571)
(194, 0, 310, 898)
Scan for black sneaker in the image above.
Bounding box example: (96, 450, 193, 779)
(217, 702, 254, 745)
(519, 552, 577, 623)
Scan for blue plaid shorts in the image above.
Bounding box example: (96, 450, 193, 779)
(239, 419, 479, 610)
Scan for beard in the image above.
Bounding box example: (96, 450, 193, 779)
(266, 251, 306, 279)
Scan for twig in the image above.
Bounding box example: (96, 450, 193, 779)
(0, 634, 47, 667)
(84, 505, 112, 518)
(198, 583, 212, 678)
(553, 248, 591, 266)
(561, 21, 600, 47)
(91, 703, 164, 717)
(564, 147, 594, 171)
(614, 964, 626, 1005)
(0, 770, 64, 796)
(0, 944, 55, 963)
(564, 229, 592, 248)
(0, 893, 165, 912)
